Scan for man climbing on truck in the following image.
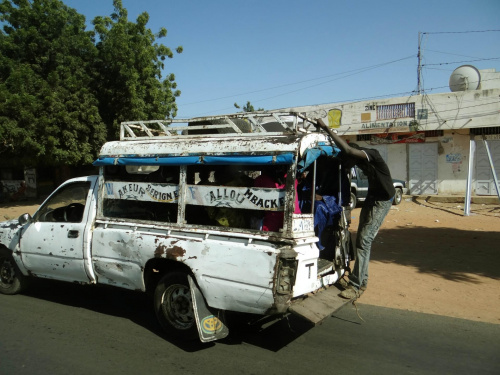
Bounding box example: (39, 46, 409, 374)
(315, 118, 395, 300)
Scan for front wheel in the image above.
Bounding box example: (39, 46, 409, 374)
(393, 188, 403, 205)
(0, 248, 29, 295)
(349, 191, 357, 210)
(154, 271, 198, 341)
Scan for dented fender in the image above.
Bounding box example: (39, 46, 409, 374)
(0, 218, 22, 251)
(0, 218, 30, 275)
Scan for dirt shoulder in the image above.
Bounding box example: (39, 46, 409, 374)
(1, 198, 499, 324)
(351, 197, 500, 324)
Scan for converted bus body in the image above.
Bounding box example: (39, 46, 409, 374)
(0, 112, 352, 342)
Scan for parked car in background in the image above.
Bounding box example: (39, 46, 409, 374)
(350, 166, 406, 209)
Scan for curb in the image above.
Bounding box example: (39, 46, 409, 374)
(408, 195, 499, 205)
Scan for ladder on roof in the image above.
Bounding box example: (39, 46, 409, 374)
(119, 112, 313, 140)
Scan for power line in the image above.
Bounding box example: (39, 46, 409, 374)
(179, 55, 414, 107)
(418, 29, 500, 95)
(425, 49, 488, 59)
(423, 30, 500, 34)
(251, 56, 415, 104)
(181, 82, 498, 118)
(181, 74, 500, 117)
(423, 57, 500, 66)
(195, 74, 500, 117)
(180, 29, 499, 117)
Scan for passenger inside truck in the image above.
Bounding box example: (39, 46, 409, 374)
(254, 165, 301, 232)
(186, 165, 255, 229)
(184, 164, 290, 231)
(297, 155, 351, 255)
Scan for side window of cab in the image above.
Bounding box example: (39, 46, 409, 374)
(34, 182, 90, 223)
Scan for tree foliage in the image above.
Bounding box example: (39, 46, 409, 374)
(0, 0, 182, 168)
(92, 0, 182, 138)
(234, 101, 264, 112)
(0, 0, 106, 167)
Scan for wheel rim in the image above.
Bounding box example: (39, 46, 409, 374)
(350, 193, 356, 209)
(395, 190, 402, 204)
(0, 257, 15, 287)
(160, 283, 194, 330)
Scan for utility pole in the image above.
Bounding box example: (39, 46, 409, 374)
(417, 32, 422, 95)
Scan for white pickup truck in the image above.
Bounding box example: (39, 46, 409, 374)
(0, 112, 353, 342)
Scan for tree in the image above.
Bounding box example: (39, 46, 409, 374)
(92, 0, 182, 139)
(234, 101, 264, 112)
(0, 0, 106, 167)
(0, 0, 183, 168)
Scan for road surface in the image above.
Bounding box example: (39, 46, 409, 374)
(0, 279, 498, 375)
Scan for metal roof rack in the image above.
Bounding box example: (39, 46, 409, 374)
(119, 112, 313, 140)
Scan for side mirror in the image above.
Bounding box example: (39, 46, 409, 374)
(18, 213, 32, 226)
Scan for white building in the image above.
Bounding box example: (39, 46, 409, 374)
(285, 66, 500, 197)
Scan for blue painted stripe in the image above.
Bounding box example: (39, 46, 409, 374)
(93, 153, 295, 166)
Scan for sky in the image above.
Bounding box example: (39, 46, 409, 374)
(62, 0, 500, 119)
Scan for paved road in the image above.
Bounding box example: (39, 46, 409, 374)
(1, 279, 498, 375)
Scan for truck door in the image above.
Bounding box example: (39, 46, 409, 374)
(354, 166, 369, 199)
(19, 180, 95, 283)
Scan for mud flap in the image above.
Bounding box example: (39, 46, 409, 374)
(188, 275, 229, 342)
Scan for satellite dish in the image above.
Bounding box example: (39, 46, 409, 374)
(449, 65, 481, 92)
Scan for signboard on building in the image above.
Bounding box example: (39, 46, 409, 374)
(369, 131, 425, 145)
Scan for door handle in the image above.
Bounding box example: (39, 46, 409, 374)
(68, 230, 79, 238)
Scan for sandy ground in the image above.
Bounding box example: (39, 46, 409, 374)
(1, 197, 499, 324)
(350, 197, 500, 325)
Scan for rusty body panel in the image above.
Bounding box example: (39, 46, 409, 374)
(91, 220, 281, 314)
(99, 134, 301, 158)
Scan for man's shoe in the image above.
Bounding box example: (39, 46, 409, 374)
(339, 286, 359, 300)
(360, 285, 367, 291)
(337, 278, 349, 290)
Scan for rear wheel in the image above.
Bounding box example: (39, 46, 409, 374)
(0, 248, 29, 295)
(154, 271, 198, 341)
(393, 188, 403, 205)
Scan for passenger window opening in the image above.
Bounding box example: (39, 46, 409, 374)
(298, 155, 352, 260)
(184, 164, 293, 232)
(102, 165, 179, 222)
(100, 160, 336, 235)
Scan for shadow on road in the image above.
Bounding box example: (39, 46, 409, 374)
(370, 226, 500, 282)
(21, 278, 314, 352)
(219, 312, 314, 351)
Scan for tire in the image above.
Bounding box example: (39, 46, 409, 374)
(350, 191, 357, 210)
(154, 271, 198, 341)
(0, 248, 29, 295)
(393, 188, 403, 205)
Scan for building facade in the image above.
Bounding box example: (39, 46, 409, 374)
(287, 67, 500, 197)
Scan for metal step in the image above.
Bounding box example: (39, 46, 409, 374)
(288, 284, 351, 325)
(317, 258, 334, 275)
